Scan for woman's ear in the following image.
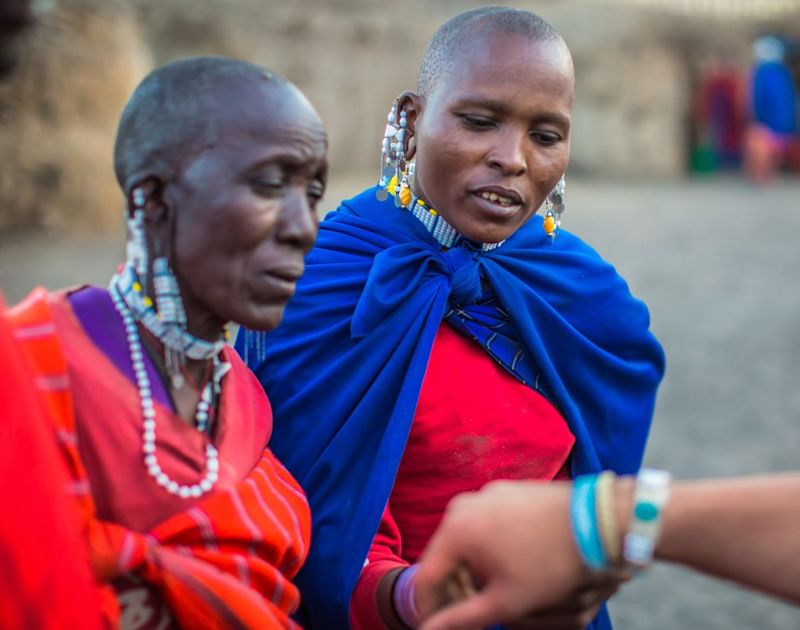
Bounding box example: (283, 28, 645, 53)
(397, 91, 421, 161)
(127, 176, 170, 256)
(127, 177, 166, 220)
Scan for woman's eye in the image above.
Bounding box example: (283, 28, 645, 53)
(251, 178, 284, 195)
(460, 115, 496, 130)
(307, 181, 325, 202)
(531, 131, 562, 146)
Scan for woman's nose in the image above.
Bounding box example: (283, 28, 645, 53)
(486, 129, 528, 177)
(276, 188, 318, 250)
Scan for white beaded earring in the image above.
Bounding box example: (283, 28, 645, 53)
(543, 175, 566, 240)
(152, 256, 188, 388)
(376, 100, 408, 205)
(127, 187, 149, 280)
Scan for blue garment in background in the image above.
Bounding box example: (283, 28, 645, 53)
(752, 60, 798, 135)
(237, 187, 665, 629)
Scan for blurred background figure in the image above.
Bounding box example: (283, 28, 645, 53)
(744, 35, 800, 182)
(691, 58, 746, 173)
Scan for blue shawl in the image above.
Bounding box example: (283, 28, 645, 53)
(237, 187, 665, 629)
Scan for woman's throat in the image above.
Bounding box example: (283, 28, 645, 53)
(380, 176, 504, 252)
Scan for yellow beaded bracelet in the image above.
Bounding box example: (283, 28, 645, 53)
(596, 471, 621, 564)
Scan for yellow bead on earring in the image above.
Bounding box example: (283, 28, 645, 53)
(543, 214, 556, 237)
(399, 184, 412, 207)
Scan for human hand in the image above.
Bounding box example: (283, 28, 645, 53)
(414, 480, 628, 630)
(503, 574, 626, 630)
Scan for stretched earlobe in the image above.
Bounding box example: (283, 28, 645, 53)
(126, 177, 162, 217)
(376, 92, 421, 205)
(405, 135, 416, 162)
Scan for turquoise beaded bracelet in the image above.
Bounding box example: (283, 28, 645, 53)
(570, 474, 609, 571)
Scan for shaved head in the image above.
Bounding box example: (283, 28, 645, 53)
(113, 56, 291, 191)
(417, 6, 569, 98)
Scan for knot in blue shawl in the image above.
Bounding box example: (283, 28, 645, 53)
(237, 187, 665, 629)
(353, 242, 481, 338)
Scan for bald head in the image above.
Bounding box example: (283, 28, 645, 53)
(114, 56, 300, 192)
(417, 7, 570, 98)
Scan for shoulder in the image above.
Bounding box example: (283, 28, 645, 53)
(313, 186, 431, 255)
(492, 218, 655, 343)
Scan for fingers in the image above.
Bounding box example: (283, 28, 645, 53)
(415, 542, 461, 616)
(419, 590, 505, 630)
(529, 581, 618, 615)
(506, 602, 602, 630)
(506, 579, 619, 629)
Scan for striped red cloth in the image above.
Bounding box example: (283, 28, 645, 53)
(0, 296, 102, 630)
(9, 288, 311, 629)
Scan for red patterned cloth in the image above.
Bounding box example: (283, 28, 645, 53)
(351, 323, 574, 628)
(9, 288, 311, 629)
(0, 296, 102, 630)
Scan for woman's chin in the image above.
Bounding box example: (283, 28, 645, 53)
(231, 303, 287, 332)
(457, 222, 515, 245)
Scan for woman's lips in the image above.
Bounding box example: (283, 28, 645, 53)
(469, 191, 522, 219)
(254, 271, 299, 300)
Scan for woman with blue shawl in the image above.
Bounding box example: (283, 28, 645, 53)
(238, 7, 664, 629)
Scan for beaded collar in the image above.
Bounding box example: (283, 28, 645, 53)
(109, 262, 227, 361)
(382, 180, 505, 252)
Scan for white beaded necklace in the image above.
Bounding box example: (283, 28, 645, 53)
(110, 284, 224, 499)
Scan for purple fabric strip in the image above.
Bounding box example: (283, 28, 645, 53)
(68, 286, 174, 410)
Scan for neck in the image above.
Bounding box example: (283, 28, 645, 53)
(138, 325, 215, 390)
(182, 302, 227, 345)
(382, 177, 505, 252)
(110, 262, 227, 362)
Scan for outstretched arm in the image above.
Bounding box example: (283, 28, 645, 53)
(415, 473, 800, 630)
(656, 474, 800, 603)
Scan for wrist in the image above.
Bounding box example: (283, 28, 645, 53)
(621, 468, 672, 569)
(613, 476, 636, 558)
(392, 564, 421, 629)
(377, 568, 411, 630)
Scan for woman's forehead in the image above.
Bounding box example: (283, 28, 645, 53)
(186, 114, 327, 180)
(431, 35, 574, 109)
(208, 80, 325, 144)
(453, 33, 571, 85)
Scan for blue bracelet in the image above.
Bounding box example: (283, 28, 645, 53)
(570, 474, 609, 570)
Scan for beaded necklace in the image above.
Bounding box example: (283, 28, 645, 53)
(111, 263, 227, 361)
(109, 268, 230, 498)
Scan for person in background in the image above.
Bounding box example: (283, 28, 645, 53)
(691, 58, 745, 173)
(744, 35, 800, 182)
(10, 55, 327, 628)
(414, 471, 800, 630)
(237, 6, 664, 629)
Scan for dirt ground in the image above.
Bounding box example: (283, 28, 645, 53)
(2, 174, 799, 629)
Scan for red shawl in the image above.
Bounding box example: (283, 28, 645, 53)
(9, 288, 311, 629)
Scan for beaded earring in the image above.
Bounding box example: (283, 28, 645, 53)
(127, 187, 149, 281)
(152, 256, 188, 387)
(376, 100, 408, 205)
(543, 175, 566, 240)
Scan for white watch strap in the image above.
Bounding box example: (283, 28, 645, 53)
(624, 468, 671, 568)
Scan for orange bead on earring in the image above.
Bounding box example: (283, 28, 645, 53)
(543, 214, 557, 237)
(543, 175, 566, 241)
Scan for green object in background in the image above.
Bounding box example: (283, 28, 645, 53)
(691, 142, 718, 174)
